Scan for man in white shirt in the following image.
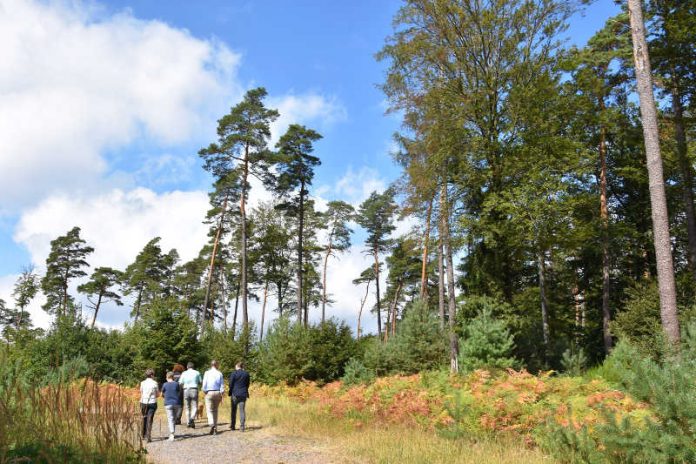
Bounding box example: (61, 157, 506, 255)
(178, 362, 202, 428)
(139, 368, 159, 443)
(202, 360, 225, 435)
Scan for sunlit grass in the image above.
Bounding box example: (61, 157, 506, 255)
(245, 395, 555, 464)
(0, 376, 144, 464)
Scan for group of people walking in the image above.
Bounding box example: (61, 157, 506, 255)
(139, 360, 251, 442)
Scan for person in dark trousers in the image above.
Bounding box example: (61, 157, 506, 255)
(228, 361, 250, 431)
(172, 363, 185, 425)
(139, 368, 159, 443)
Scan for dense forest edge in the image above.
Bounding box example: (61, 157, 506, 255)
(2, 0, 696, 462)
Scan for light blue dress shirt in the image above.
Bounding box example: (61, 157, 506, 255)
(202, 367, 225, 393)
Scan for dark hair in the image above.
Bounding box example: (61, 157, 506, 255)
(236, 361, 245, 369)
(145, 368, 155, 378)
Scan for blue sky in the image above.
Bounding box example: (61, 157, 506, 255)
(0, 0, 620, 330)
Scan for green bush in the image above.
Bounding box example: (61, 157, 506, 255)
(341, 358, 376, 386)
(363, 299, 448, 375)
(257, 317, 356, 385)
(543, 323, 696, 463)
(458, 307, 517, 372)
(560, 345, 587, 376)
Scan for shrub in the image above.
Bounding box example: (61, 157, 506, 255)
(560, 346, 587, 376)
(543, 323, 696, 463)
(363, 299, 448, 375)
(458, 307, 517, 372)
(341, 358, 375, 386)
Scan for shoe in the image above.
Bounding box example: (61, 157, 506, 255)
(209, 426, 215, 435)
(230, 425, 236, 431)
(146, 437, 152, 443)
(191, 421, 196, 429)
(241, 426, 245, 432)
(168, 434, 175, 442)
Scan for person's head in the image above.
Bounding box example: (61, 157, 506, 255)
(211, 360, 218, 369)
(166, 371, 174, 381)
(187, 362, 194, 370)
(145, 368, 155, 379)
(173, 363, 185, 373)
(235, 361, 244, 370)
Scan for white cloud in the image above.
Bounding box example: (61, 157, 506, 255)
(14, 188, 210, 271)
(0, 0, 241, 212)
(269, 93, 347, 143)
(333, 166, 387, 205)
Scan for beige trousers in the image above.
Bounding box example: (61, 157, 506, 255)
(204, 391, 222, 427)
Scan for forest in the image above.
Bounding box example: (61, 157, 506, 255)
(1, 0, 695, 463)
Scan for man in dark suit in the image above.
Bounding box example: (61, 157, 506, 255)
(228, 361, 250, 431)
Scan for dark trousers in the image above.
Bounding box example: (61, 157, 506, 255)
(141, 403, 157, 439)
(231, 396, 246, 429)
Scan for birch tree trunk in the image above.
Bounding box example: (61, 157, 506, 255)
(538, 250, 550, 349)
(627, 0, 680, 344)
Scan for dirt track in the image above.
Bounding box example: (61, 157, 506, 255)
(144, 415, 351, 464)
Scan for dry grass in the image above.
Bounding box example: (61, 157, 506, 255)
(246, 395, 556, 464)
(0, 377, 144, 463)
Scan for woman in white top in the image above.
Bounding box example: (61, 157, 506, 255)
(140, 368, 159, 442)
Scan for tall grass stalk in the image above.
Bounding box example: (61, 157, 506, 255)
(0, 366, 144, 463)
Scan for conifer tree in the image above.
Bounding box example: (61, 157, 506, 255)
(269, 124, 322, 326)
(320, 200, 354, 322)
(357, 189, 397, 338)
(41, 227, 94, 317)
(78, 267, 123, 328)
(199, 87, 279, 334)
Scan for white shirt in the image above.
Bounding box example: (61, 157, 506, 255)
(202, 367, 225, 394)
(140, 378, 159, 404)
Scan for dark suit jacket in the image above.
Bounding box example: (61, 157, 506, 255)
(228, 369, 250, 399)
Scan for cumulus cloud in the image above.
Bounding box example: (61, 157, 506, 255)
(269, 93, 347, 143)
(0, 0, 241, 212)
(14, 188, 210, 271)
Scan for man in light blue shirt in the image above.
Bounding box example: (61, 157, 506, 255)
(202, 360, 225, 435)
(179, 362, 202, 428)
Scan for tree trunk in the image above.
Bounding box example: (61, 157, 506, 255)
(321, 239, 333, 323)
(241, 144, 249, 333)
(391, 282, 402, 338)
(420, 197, 434, 300)
(90, 293, 103, 329)
(277, 280, 283, 317)
(357, 280, 370, 339)
(438, 219, 446, 331)
(260, 281, 269, 342)
(133, 287, 143, 323)
(538, 250, 550, 348)
(297, 182, 305, 326)
(373, 249, 382, 339)
(599, 117, 613, 354)
(203, 194, 228, 330)
(672, 87, 696, 280)
(628, 0, 680, 344)
(442, 183, 458, 373)
(232, 275, 240, 338)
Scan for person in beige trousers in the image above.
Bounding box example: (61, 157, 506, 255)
(201, 360, 225, 435)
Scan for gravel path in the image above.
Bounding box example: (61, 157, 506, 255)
(144, 415, 352, 464)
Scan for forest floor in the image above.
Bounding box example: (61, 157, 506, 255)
(143, 393, 553, 464)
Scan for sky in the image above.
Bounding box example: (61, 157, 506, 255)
(0, 0, 621, 334)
